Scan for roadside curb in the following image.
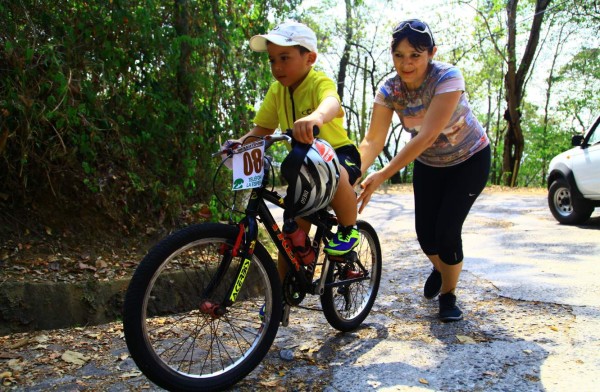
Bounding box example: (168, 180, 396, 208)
(0, 279, 127, 334)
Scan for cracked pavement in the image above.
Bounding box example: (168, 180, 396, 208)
(2, 186, 599, 391)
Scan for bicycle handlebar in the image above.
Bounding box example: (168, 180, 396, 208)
(213, 126, 320, 158)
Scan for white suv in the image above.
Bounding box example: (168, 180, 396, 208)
(547, 115, 600, 224)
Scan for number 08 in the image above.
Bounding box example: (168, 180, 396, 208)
(243, 148, 263, 175)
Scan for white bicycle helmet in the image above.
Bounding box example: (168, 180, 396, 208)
(281, 138, 341, 218)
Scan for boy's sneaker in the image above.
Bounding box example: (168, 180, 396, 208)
(324, 225, 359, 256)
(438, 292, 463, 322)
(423, 268, 442, 299)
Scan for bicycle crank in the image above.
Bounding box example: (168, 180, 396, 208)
(283, 273, 306, 306)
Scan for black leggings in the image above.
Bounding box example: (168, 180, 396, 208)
(413, 145, 491, 265)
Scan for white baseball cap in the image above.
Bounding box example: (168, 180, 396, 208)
(249, 21, 318, 53)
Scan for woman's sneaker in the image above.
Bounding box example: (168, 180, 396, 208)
(438, 292, 463, 322)
(423, 268, 442, 299)
(324, 225, 359, 256)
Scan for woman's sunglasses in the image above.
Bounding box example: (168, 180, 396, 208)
(392, 19, 435, 44)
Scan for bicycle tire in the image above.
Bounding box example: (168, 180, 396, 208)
(321, 220, 382, 332)
(123, 223, 282, 392)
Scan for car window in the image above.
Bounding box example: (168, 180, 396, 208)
(588, 126, 600, 146)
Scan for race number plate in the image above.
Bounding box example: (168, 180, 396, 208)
(232, 140, 265, 190)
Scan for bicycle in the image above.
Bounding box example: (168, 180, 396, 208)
(122, 130, 382, 391)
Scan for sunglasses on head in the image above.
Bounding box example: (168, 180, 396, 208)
(392, 19, 434, 44)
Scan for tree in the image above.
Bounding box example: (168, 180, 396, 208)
(502, 0, 552, 186)
(0, 0, 298, 240)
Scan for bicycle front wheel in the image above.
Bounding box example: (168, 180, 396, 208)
(123, 223, 282, 392)
(321, 220, 382, 332)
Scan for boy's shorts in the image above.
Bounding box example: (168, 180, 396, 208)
(335, 144, 362, 185)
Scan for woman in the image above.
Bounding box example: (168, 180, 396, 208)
(357, 19, 490, 322)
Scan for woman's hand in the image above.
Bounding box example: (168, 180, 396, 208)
(357, 170, 387, 213)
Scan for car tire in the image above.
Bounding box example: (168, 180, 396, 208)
(548, 178, 594, 224)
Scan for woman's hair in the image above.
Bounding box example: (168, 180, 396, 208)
(391, 19, 435, 53)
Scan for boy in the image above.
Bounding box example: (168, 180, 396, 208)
(235, 21, 361, 273)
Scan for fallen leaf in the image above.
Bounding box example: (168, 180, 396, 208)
(61, 350, 89, 366)
(7, 358, 21, 367)
(78, 262, 96, 271)
(0, 352, 20, 359)
(7, 338, 30, 349)
(259, 380, 280, 387)
(120, 370, 142, 379)
(456, 335, 476, 344)
(1, 371, 15, 386)
(34, 334, 49, 343)
(419, 378, 429, 384)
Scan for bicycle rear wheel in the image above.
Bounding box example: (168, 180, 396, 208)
(123, 223, 282, 392)
(321, 220, 382, 332)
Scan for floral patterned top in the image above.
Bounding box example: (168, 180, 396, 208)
(375, 61, 489, 167)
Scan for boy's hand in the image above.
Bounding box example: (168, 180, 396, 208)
(219, 139, 241, 169)
(220, 139, 241, 152)
(293, 114, 323, 144)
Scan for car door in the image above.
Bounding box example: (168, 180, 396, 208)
(572, 115, 600, 198)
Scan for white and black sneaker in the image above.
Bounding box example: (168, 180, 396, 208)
(439, 292, 463, 322)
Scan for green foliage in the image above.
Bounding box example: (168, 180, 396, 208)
(0, 0, 299, 236)
(553, 48, 600, 130)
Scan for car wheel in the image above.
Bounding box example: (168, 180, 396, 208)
(548, 178, 594, 224)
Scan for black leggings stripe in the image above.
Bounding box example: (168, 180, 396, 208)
(413, 145, 491, 265)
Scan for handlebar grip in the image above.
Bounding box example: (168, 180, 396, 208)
(284, 125, 320, 138)
(312, 125, 320, 137)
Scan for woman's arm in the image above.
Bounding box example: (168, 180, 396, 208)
(359, 103, 394, 173)
(357, 90, 462, 213)
(379, 90, 461, 178)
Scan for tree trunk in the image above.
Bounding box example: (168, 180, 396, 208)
(359, 56, 368, 142)
(174, 0, 193, 111)
(502, 0, 552, 186)
(337, 0, 353, 103)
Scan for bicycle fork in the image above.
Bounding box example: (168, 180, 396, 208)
(198, 219, 258, 319)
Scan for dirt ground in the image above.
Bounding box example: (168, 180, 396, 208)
(2, 185, 598, 391)
(0, 185, 544, 284)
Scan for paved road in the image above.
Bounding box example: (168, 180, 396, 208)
(3, 188, 599, 391)
(326, 187, 600, 392)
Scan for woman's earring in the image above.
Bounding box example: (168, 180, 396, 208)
(428, 59, 433, 64)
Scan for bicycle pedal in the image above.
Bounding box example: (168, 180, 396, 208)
(281, 303, 290, 327)
(328, 251, 358, 263)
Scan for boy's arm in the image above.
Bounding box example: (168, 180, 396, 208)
(236, 125, 275, 145)
(293, 96, 340, 144)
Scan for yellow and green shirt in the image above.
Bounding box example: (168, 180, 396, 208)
(253, 68, 353, 150)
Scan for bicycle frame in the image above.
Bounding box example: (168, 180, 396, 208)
(223, 184, 331, 296)
(208, 134, 369, 315)
(123, 132, 382, 392)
